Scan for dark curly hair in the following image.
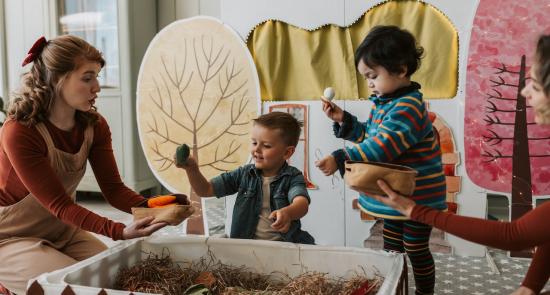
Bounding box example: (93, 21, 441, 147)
(355, 25, 424, 77)
(8, 35, 105, 127)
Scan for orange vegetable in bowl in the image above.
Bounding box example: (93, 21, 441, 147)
(147, 195, 177, 208)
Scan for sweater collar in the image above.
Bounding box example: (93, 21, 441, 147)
(370, 81, 421, 104)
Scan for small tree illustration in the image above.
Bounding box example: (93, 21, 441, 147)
(144, 36, 252, 235)
(481, 56, 550, 257)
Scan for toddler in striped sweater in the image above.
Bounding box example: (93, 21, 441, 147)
(316, 25, 447, 295)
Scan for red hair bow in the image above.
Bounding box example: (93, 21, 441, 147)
(22, 36, 48, 67)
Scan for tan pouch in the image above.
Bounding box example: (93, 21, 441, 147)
(344, 160, 418, 196)
(132, 205, 195, 226)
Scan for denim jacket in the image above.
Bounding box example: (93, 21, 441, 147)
(211, 162, 315, 244)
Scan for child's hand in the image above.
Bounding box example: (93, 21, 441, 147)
(174, 154, 198, 170)
(315, 155, 338, 176)
(269, 209, 291, 233)
(321, 98, 344, 123)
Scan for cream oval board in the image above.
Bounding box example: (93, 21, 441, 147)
(137, 16, 260, 196)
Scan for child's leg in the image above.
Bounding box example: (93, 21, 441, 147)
(383, 219, 404, 253)
(404, 220, 435, 295)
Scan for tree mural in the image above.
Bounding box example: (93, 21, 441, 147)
(137, 18, 260, 235)
(482, 57, 550, 217)
(465, 0, 550, 257)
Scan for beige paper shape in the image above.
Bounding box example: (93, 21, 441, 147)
(137, 16, 260, 197)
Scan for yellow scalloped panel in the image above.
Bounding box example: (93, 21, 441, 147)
(247, 1, 458, 100)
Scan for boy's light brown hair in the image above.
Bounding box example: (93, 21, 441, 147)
(253, 112, 303, 147)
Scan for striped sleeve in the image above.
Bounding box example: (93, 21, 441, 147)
(334, 107, 374, 143)
(344, 96, 428, 162)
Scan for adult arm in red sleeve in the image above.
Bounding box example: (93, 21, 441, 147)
(411, 202, 550, 251)
(2, 121, 125, 240)
(88, 115, 147, 212)
(521, 243, 550, 293)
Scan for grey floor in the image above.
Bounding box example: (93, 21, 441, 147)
(79, 195, 549, 294)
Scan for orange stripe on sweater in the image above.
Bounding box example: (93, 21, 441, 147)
(396, 102, 422, 118)
(380, 132, 401, 154)
(415, 180, 447, 190)
(373, 137, 392, 159)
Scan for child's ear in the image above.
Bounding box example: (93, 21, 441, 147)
(398, 65, 408, 78)
(284, 146, 296, 160)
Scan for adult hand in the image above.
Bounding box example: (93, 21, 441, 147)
(315, 155, 338, 176)
(371, 180, 416, 218)
(270, 208, 291, 233)
(122, 216, 168, 240)
(321, 98, 344, 123)
(510, 286, 536, 295)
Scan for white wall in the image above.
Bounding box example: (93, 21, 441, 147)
(3, 0, 55, 96)
(157, 0, 220, 29)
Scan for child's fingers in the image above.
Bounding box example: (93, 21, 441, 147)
(321, 100, 333, 112)
(269, 211, 278, 225)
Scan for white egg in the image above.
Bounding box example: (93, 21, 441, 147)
(323, 87, 335, 101)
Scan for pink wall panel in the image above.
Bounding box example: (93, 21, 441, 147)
(465, 0, 550, 195)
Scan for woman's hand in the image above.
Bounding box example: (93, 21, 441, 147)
(510, 286, 536, 295)
(371, 180, 416, 218)
(122, 216, 168, 240)
(321, 99, 344, 123)
(315, 155, 338, 176)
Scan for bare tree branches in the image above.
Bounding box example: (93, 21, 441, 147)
(482, 149, 550, 162)
(486, 89, 516, 101)
(489, 76, 519, 88)
(144, 35, 251, 173)
(199, 140, 241, 172)
(198, 91, 250, 150)
(483, 129, 550, 145)
(481, 149, 507, 162)
(485, 101, 519, 113)
(495, 63, 520, 74)
(150, 140, 175, 171)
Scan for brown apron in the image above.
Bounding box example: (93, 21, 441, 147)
(0, 122, 107, 294)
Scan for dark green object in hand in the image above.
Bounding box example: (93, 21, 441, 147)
(176, 144, 190, 166)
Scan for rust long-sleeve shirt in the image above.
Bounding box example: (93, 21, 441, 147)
(0, 116, 146, 240)
(412, 203, 550, 293)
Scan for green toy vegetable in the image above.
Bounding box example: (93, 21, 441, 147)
(176, 144, 190, 166)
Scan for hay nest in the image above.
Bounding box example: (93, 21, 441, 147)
(115, 250, 382, 295)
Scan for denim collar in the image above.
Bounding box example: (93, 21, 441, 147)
(247, 161, 292, 179)
(369, 81, 421, 104)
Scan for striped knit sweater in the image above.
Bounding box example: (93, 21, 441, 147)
(332, 82, 447, 219)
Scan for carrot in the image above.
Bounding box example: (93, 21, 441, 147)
(147, 195, 176, 208)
